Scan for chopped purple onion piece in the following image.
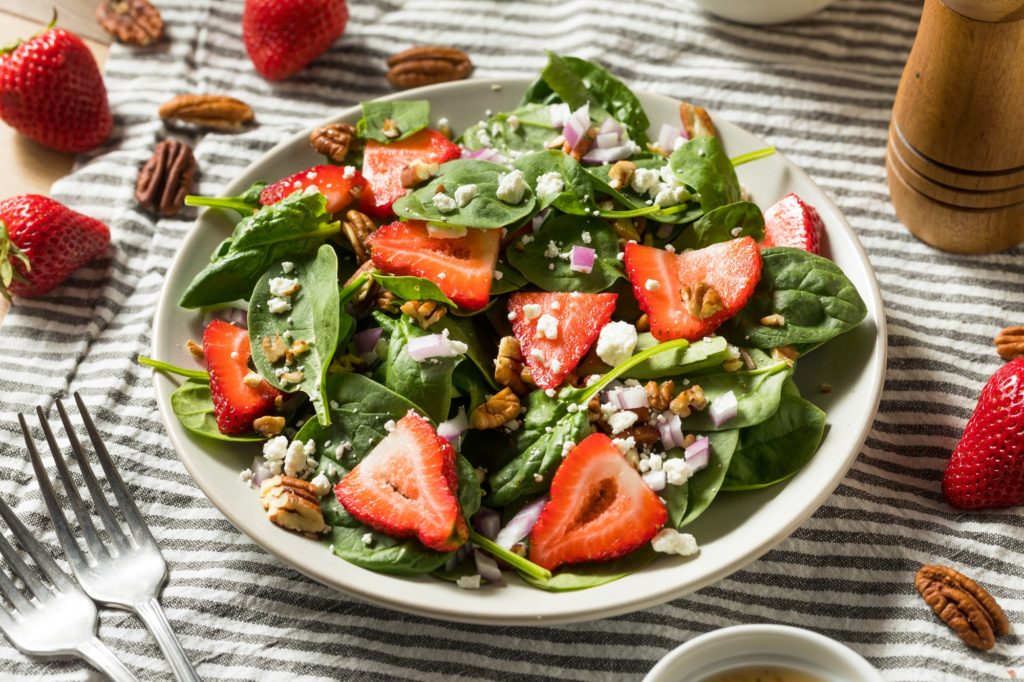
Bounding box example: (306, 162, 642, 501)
(473, 506, 501, 540)
(495, 495, 547, 549)
(473, 549, 505, 584)
(569, 246, 596, 274)
(658, 413, 685, 450)
(709, 391, 739, 427)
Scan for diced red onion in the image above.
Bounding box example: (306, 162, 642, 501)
(354, 327, 383, 356)
(437, 407, 468, 449)
(549, 103, 571, 128)
(598, 117, 623, 136)
(562, 103, 590, 149)
(249, 456, 273, 487)
(406, 333, 462, 361)
(657, 123, 682, 152)
(616, 385, 648, 410)
(473, 506, 501, 540)
(685, 435, 710, 472)
(581, 144, 633, 164)
(531, 208, 549, 232)
(658, 413, 685, 450)
(569, 245, 596, 274)
(495, 495, 547, 549)
(709, 390, 739, 427)
(473, 549, 505, 584)
(461, 146, 508, 164)
(203, 307, 248, 329)
(595, 132, 619, 149)
(643, 469, 667, 492)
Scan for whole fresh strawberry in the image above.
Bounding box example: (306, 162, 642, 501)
(942, 357, 1024, 509)
(242, 0, 349, 81)
(0, 194, 110, 299)
(0, 20, 112, 153)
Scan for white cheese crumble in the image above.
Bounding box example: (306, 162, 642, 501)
(456, 574, 482, 590)
(262, 436, 289, 475)
(535, 314, 559, 340)
(581, 231, 592, 244)
(596, 321, 638, 366)
(543, 240, 560, 259)
(530, 347, 546, 366)
(630, 167, 659, 194)
(476, 128, 491, 146)
(664, 457, 695, 486)
(310, 473, 331, 496)
(342, 165, 356, 179)
(269, 277, 300, 297)
(645, 279, 661, 291)
(535, 171, 565, 197)
(651, 528, 699, 556)
(384, 419, 396, 432)
(607, 410, 638, 435)
(280, 261, 295, 274)
(283, 439, 313, 477)
(432, 192, 457, 213)
(496, 169, 527, 204)
(239, 468, 253, 484)
(522, 303, 542, 320)
(730, 226, 743, 237)
(361, 532, 374, 545)
(544, 388, 556, 398)
(266, 297, 292, 314)
(454, 183, 478, 207)
(507, 114, 520, 131)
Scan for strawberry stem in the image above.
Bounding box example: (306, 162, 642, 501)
(0, 219, 31, 303)
(338, 271, 370, 303)
(0, 9, 57, 56)
(137, 355, 209, 381)
(730, 146, 776, 167)
(571, 338, 691, 405)
(469, 530, 552, 581)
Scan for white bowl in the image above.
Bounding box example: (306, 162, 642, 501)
(690, 0, 836, 25)
(644, 624, 883, 681)
(150, 77, 886, 625)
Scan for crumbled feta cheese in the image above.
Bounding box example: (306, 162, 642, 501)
(665, 244, 676, 253)
(664, 457, 695, 486)
(654, 184, 680, 208)
(581, 231, 592, 244)
(457, 574, 482, 590)
(612, 436, 638, 459)
(361, 532, 374, 545)
(239, 468, 253, 484)
(543, 240, 560, 259)
(630, 167, 659, 194)
(334, 441, 352, 458)
(384, 419, 396, 432)
(266, 297, 292, 314)
(303, 439, 316, 456)
(280, 261, 295, 274)
(648, 454, 663, 472)
(522, 303, 542, 320)
(651, 528, 699, 556)
(608, 410, 639, 435)
(535, 171, 565, 197)
(454, 183, 478, 207)
(535, 314, 559, 340)
(310, 473, 331, 496)
(566, 403, 579, 413)
(437, 117, 449, 129)
(342, 165, 356, 179)
(645, 279, 660, 291)
(476, 128, 491, 146)
(521, 234, 534, 245)
(507, 311, 517, 321)
(730, 226, 743, 237)
(507, 114, 520, 131)
(491, 122, 501, 138)
(549, 358, 562, 374)
(284, 439, 310, 477)
(496, 169, 527, 204)
(659, 162, 677, 185)
(493, 269, 503, 280)
(530, 347, 546, 366)
(561, 440, 575, 457)
(432, 192, 457, 213)
(596, 321, 638, 366)
(544, 388, 556, 398)
(262, 436, 289, 475)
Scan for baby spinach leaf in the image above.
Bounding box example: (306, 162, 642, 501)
(682, 361, 791, 431)
(356, 100, 429, 143)
(460, 103, 558, 156)
(179, 190, 339, 308)
(721, 392, 826, 491)
(518, 545, 657, 592)
(491, 260, 528, 295)
(663, 478, 689, 529)
(452, 363, 490, 413)
(670, 201, 765, 251)
(384, 315, 463, 423)
(677, 430, 739, 527)
(392, 160, 537, 229)
(627, 334, 730, 379)
(506, 213, 623, 293)
(248, 244, 340, 426)
(487, 389, 591, 507)
(326, 524, 451, 575)
(586, 159, 703, 225)
(669, 137, 741, 213)
(184, 181, 267, 214)
(170, 379, 264, 442)
(436, 315, 498, 390)
(373, 273, 456, 307)
(722, 247, 868, 349)
(513, 149, 602, 214)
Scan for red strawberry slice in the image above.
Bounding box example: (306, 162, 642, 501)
(367, 220, 500, 311)
(335, 411, 469, 552)
(529, 433, 667, 571)
(260, 164, 366, 214)
(359, 129, 460, 218)
(508, 292, 617, 390)
(203, 320, 281, 435)
(942, 357, 1024, 510)
(625, 237, 762, 342)
(762, 193, 823, 254)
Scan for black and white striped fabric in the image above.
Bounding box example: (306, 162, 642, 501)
(1, 1, 1021, 679)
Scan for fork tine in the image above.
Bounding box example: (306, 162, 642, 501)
(54, 400, 132, 553)
(0, 495, 74, 593)
(35, 407, 112, 559)
(73, 393, 155, 544)
(0, 563, 33, 613)
(0, 518, 52, 604)
(19, 413, 91, 570)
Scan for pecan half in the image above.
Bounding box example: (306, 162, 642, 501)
(670, 384, 707, 417)
(915, 564, 1010, 651)
(679, 100, 717, 139)
(680, 282, 723, 320)
(252, 416, 286, 438)
(96, 0, 163, 46)
(260, 475, 327, 536)
(159, 94, 255, 132)
(309, 122, 358, 163)
(400, 299, 447, 329)
(186, 339, 203, 359)
(607, 160, 637, 191)
(261, 334, 288, 363)
(645, 380, 673, 412)
(495, 336, 528, 395)
(760, 314, 786, 327)
(341, 209, 377, 264)
(995, 326, 1024, 360)
(470, 388, 521, 430)
(387, 46, 473, 89)
(135, 139, 196, 217)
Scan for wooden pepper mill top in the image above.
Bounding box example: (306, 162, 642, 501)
(886, 0, 1024, 253)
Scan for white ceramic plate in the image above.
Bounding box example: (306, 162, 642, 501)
(151, 78, 886, 625)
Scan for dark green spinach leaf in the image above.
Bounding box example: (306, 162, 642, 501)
(519, 545, 657, 591)
(670, 201, 765, 251)
(683, 361, 791, 431)
(460, 103, 558, 156)
(627, 333, 729, 379)
(506, 213, 623, 293)
(669, 137, 742, 213)
(373, 273, 455, 307)
(491, 260, 528, 295)
(677, 430, 739, 527)
(384, 315, 464, 422)
(170, 379, 264, 442)
(356, 100, 430, 143)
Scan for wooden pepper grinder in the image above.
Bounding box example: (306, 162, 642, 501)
(887, 0, 1024, 254)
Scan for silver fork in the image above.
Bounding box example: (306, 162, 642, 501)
(22, 393, 201, 682)
(0, 494, 137, 681)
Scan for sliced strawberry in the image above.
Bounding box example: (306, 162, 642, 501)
(359, 129, 460, 218)
(625, 237, 762, 342)
(367, 220, 500, 311)
(335, 411, 469, 552)
(202, 320, 281, 435)
(260, 164, 366, 214)
(508, 292, 617, 390)
(762, 193, 823, 254)
(529, 433, 667, 571)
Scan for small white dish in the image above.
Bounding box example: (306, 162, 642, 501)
(644, 624, 883, 682)
(690, 0, 836, 25)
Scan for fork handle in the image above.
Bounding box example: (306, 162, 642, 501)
(134, 597, 202, 682)
(77, 637, 140, 682)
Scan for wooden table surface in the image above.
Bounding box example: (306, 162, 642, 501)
(0, 1, 111, 320)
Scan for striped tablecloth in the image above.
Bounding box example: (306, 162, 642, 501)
(1, 1, 1021, 679)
